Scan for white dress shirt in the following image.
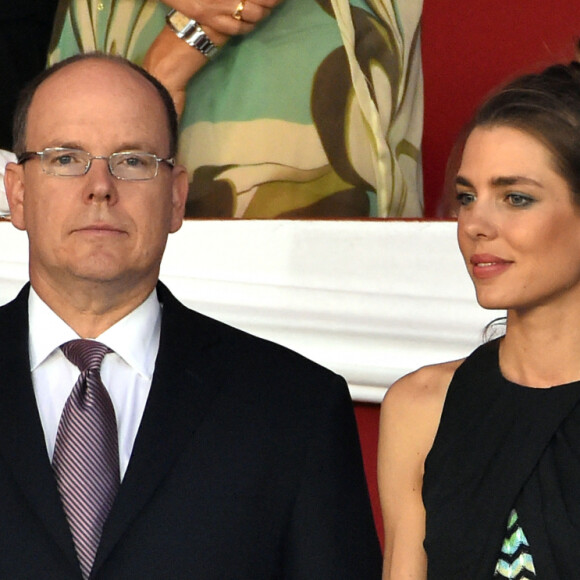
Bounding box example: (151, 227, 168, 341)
(29, 287, 161, 480)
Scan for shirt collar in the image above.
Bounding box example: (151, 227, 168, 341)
(28, 287, 161, 380)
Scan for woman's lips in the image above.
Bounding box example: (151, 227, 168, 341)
(470, 254, 512, 279)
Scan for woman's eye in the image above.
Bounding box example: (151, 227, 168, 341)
(456, 192, 475, 206)
(506, 193, 534, 207)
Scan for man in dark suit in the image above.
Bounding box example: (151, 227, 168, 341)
(1, 53, 382, 578)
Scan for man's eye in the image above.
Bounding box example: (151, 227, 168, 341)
(47, 150, 85, 167)
(116, 154, 153, 170)
(123, 156, 146, 167)
(54, 154, 74, 166)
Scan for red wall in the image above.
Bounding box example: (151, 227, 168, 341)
(421, 0, 579, 216)
(354, 403, 383, 548)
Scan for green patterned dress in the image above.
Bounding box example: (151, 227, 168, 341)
(48, 0, 423, 217)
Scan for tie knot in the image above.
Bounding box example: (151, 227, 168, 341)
(61, 339, 111, 372)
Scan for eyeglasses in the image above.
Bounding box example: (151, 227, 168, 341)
(17, 147, 175, 181)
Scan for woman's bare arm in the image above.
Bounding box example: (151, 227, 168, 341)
(378, 360, 461, 579)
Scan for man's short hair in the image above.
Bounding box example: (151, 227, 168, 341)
(12, 52, 180, 158)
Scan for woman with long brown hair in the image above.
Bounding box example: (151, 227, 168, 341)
(379, 48, 580, 579)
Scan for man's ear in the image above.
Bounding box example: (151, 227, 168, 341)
(4, 162, 26, 231)
(169, 164, 188, 234)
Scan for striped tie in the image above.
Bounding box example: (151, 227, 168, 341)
(53, 339, 120, 580)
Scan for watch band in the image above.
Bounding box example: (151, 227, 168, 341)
(165, 9, 219, 59)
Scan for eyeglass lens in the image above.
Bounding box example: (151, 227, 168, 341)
(41, 149, 159, 180)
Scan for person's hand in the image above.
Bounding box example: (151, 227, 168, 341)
(144, 0, 285, 116)
(165, 0, 286, 36)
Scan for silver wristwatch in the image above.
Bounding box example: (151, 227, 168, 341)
(165, 9, 219, 59)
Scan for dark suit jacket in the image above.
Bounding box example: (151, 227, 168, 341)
(0, 283, 381, 579)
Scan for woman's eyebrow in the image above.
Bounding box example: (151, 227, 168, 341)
(455, 175, 543, 188)
(490, 175, 543, 187)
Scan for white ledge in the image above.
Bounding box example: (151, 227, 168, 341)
(0, 219, 499, 403)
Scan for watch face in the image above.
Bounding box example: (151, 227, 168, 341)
(169, 10, 191, 32)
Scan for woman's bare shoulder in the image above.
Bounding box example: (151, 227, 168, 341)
(383, 358, 464, 411)
(380, 358, 465, 456)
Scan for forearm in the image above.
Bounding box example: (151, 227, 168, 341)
(142, 15, 227, 116)
(145, 0, 285, 115)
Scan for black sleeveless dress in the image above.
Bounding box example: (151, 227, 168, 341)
(422, 339, 580, 579)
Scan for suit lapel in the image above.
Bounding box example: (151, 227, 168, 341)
(0, 286, 80, 571)
(94, 283, 225, 572)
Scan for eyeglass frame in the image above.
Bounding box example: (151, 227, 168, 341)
(16, 147, 176, 181)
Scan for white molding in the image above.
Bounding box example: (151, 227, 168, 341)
(0, 219, 499, 403)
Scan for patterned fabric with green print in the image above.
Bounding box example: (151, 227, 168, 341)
(494, 509, 537, 579)
(49, 0, 423, 218)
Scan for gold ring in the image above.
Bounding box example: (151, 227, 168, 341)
(232, 0, 246, 21)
